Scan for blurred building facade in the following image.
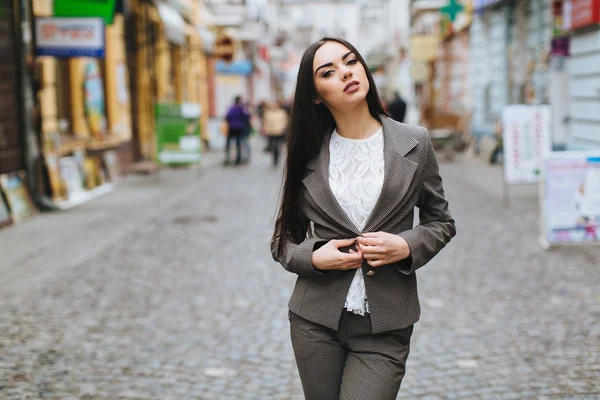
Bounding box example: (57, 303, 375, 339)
(0, 0, 222, 222)
(409, 0, 600, 152)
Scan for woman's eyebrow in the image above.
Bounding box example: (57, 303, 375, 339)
(314, 52, 355, 76)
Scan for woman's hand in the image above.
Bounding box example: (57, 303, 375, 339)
(356, 232, 411, 267)
(311, 238, 364, 271)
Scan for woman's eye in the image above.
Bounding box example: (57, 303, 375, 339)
(322, 70, 334, 78)
(347, 59, 358, 65)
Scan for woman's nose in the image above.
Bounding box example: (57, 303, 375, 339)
(341, 68, 352, 80)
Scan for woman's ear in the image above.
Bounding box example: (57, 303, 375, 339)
(313, 98, 322, 105)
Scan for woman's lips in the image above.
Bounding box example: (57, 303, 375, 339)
(344, 81, 360, 93)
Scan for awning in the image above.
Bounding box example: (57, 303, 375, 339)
(156, 2, 185, 45)
(197, 27, 216, 54)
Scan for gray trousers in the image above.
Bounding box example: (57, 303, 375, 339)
(289, 310, 413, 400)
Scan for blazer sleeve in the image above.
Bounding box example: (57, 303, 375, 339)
(270, 219, 329, 277)
(396, 131, 456, 275)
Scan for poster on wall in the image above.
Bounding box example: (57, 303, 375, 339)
(502, 105, 551, 185)
(0, 172, 36, 222)
(83, 59, 107, 140)
(542, 152, 600, 245)
(115, 63, 129, 105)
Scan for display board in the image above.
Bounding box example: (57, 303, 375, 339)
(155, 103, 202, 165)
(502, 105, 551, 185)
(539, 151, 600, 247)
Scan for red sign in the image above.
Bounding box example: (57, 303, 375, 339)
(571, 0, 600, 29)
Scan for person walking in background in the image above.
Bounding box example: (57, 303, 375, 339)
(223, 96, 249, 166)
(388, 91, 407, 123)
(262, 101, 288, 167)
(270, 37, 455, 399)
(257, 100, 272, 153)
(240, 100, 253, 164)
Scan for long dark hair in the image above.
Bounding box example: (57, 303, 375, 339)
(273, 37, 387, 254)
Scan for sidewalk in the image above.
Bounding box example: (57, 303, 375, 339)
(0, 149, 223, 292)
(440, 151, 541, 226)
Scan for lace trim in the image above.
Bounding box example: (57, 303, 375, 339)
(329, 128, 384, 315)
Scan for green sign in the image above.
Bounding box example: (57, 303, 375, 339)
(155, 102, 202, 165)
(54, 0, 117, 25)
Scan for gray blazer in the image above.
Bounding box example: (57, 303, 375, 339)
(271, 117, 456, 334)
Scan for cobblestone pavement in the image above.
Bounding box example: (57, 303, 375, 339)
(1, 141, 599, 400)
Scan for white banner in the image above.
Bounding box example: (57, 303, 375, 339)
(35, 17, 105, 58)
(542, 152, 600, 244)
(502, 105, 551, 184)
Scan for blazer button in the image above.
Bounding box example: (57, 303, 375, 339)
(367, 269, 375, 276)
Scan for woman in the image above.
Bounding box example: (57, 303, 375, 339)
(270, 37, 456, 399)
(262, 101, 289, 167)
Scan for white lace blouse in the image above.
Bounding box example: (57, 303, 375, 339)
(328, 127, 384, 315)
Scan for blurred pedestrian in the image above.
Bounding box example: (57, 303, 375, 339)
(388, 91, 407, 123)
(223, 96, 249, 166)
(262, 101, 288, 167)
(257, 100, 271, 153)
(240, 100, 253, 164)
(270, 37, 456, 400)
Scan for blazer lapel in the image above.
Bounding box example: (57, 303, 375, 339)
(302, 134, 360, 236)
(362, 118, 419, 233)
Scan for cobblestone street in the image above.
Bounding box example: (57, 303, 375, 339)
(1, 141, 599, 400)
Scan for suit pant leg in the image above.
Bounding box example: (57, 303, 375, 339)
(289, 312, 347, 400)
(339, 313, 413, 400)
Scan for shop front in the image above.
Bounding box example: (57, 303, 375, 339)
(128, 0, 207, 166)
(29, 0, 134, 209)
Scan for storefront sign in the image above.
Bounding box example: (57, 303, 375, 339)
(502, 105, 551, 184)
(35, 17, 105, 58)
(54, 0, 117, 25)
(542, 152, 600, 244)
(571, 0, 600, 29)
(155, 103, 202, 165)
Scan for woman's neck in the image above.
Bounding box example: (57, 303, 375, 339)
(330, 101, 380, 140)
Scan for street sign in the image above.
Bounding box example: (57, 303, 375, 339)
(215, 35, 235, 62)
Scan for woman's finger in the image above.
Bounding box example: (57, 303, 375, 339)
(358, 244, 380, 254)
(367, 259, 384, 267)
(356, 236, 379, 246)
(361, 232, 381, 238)
(363, 253, 381, 260)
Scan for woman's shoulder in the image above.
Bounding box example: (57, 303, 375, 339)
(382, 117, 431, 152)
(383, 117, 429, 138)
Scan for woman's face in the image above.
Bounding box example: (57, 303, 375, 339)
(312, 41, 370, 110)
